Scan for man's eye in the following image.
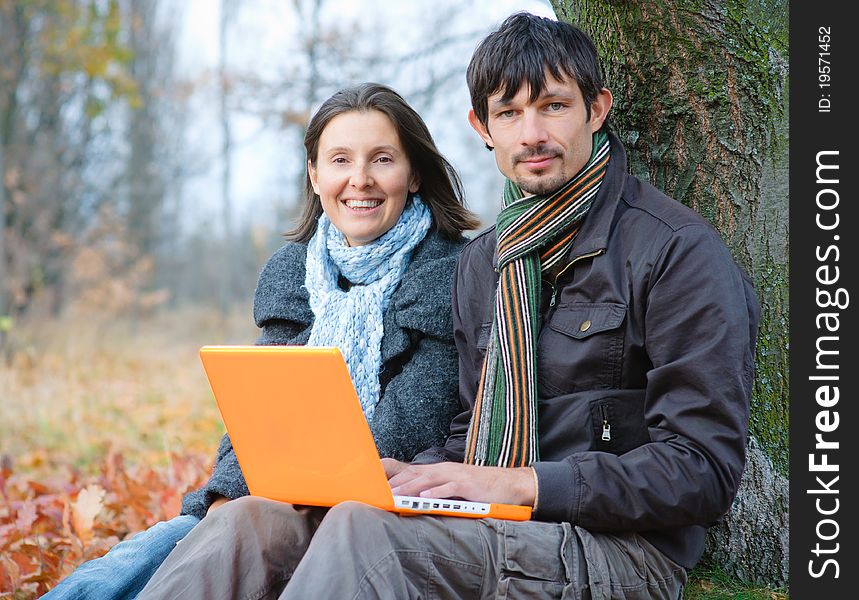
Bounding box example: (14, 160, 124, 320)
(547, 102, 565, 111)
(498, 110, 516, 118)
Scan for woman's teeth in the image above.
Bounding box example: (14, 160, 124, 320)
(345, 199, 383, 209)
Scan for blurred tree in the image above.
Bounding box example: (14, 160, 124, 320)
(120, 0, 187, 313)
(0, 0, 188, 326)
(551, 0, 789, 587)
(0, 0, 136, 319)
(0, 139, 7, 346)
(124, 0, 165, 258)
(216, 0, 238, 312)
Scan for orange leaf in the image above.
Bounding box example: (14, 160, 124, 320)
(1, 554, 22, 592)
(0, 523, 17, 547)
(70, 484, 106, 545)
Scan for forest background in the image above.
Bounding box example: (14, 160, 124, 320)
(0, 1, 789, 598)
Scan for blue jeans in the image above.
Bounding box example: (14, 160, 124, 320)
(43, 514, 200, 600)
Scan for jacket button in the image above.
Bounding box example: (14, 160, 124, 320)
(580, 320, 592, 332)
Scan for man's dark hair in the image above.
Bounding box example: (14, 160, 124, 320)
(467, 12, 607, 129)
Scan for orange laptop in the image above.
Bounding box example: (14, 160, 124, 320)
(199, 345, 532, 521)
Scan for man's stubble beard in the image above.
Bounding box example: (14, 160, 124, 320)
(514, 171, 570, 196)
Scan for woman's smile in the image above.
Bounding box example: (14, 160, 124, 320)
(342, 197, 385, 211)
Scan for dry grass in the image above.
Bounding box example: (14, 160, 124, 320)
(0, 306, 257, 479)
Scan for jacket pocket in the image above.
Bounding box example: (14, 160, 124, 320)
(548, 302, 626, 340)
(489, 520, 573, 599)
(588, 390, 650, 455)
(538, 302, 627, 395)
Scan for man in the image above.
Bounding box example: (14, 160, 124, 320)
(139, 12, 759, 600)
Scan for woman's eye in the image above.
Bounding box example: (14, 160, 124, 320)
(333, 157, 348, 164)
(375, 156, 393, 164)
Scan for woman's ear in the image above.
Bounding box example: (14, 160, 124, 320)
(408, 172, 420, 194)
(308, 159, 320, 194)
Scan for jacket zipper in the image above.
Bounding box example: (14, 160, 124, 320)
(547, 248, 606, 308)
(599, 403, 612, 442)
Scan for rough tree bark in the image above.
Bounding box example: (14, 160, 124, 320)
(550, 0, 789, 586)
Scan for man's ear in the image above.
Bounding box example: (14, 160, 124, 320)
(468, 110, 494, 150)
(308, 159, 320, 194)
(589, 88, 613, 132)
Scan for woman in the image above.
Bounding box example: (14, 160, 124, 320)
(44, 82, 479, 599)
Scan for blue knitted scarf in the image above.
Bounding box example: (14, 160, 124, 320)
(305, 195, 432, 420)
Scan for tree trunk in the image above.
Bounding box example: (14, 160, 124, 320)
(126, 0, 164, 259)
(218, 0, 235, 312)
(551, 0, 788, 586)
(0, 140, 7, 349)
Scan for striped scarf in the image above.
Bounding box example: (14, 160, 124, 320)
(464, 131, 610, 467)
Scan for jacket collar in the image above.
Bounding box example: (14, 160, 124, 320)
(492, 131, 628, 267)
(568, 131, 627, 259)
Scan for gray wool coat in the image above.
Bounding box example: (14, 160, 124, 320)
(181, 228, 467, 519)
